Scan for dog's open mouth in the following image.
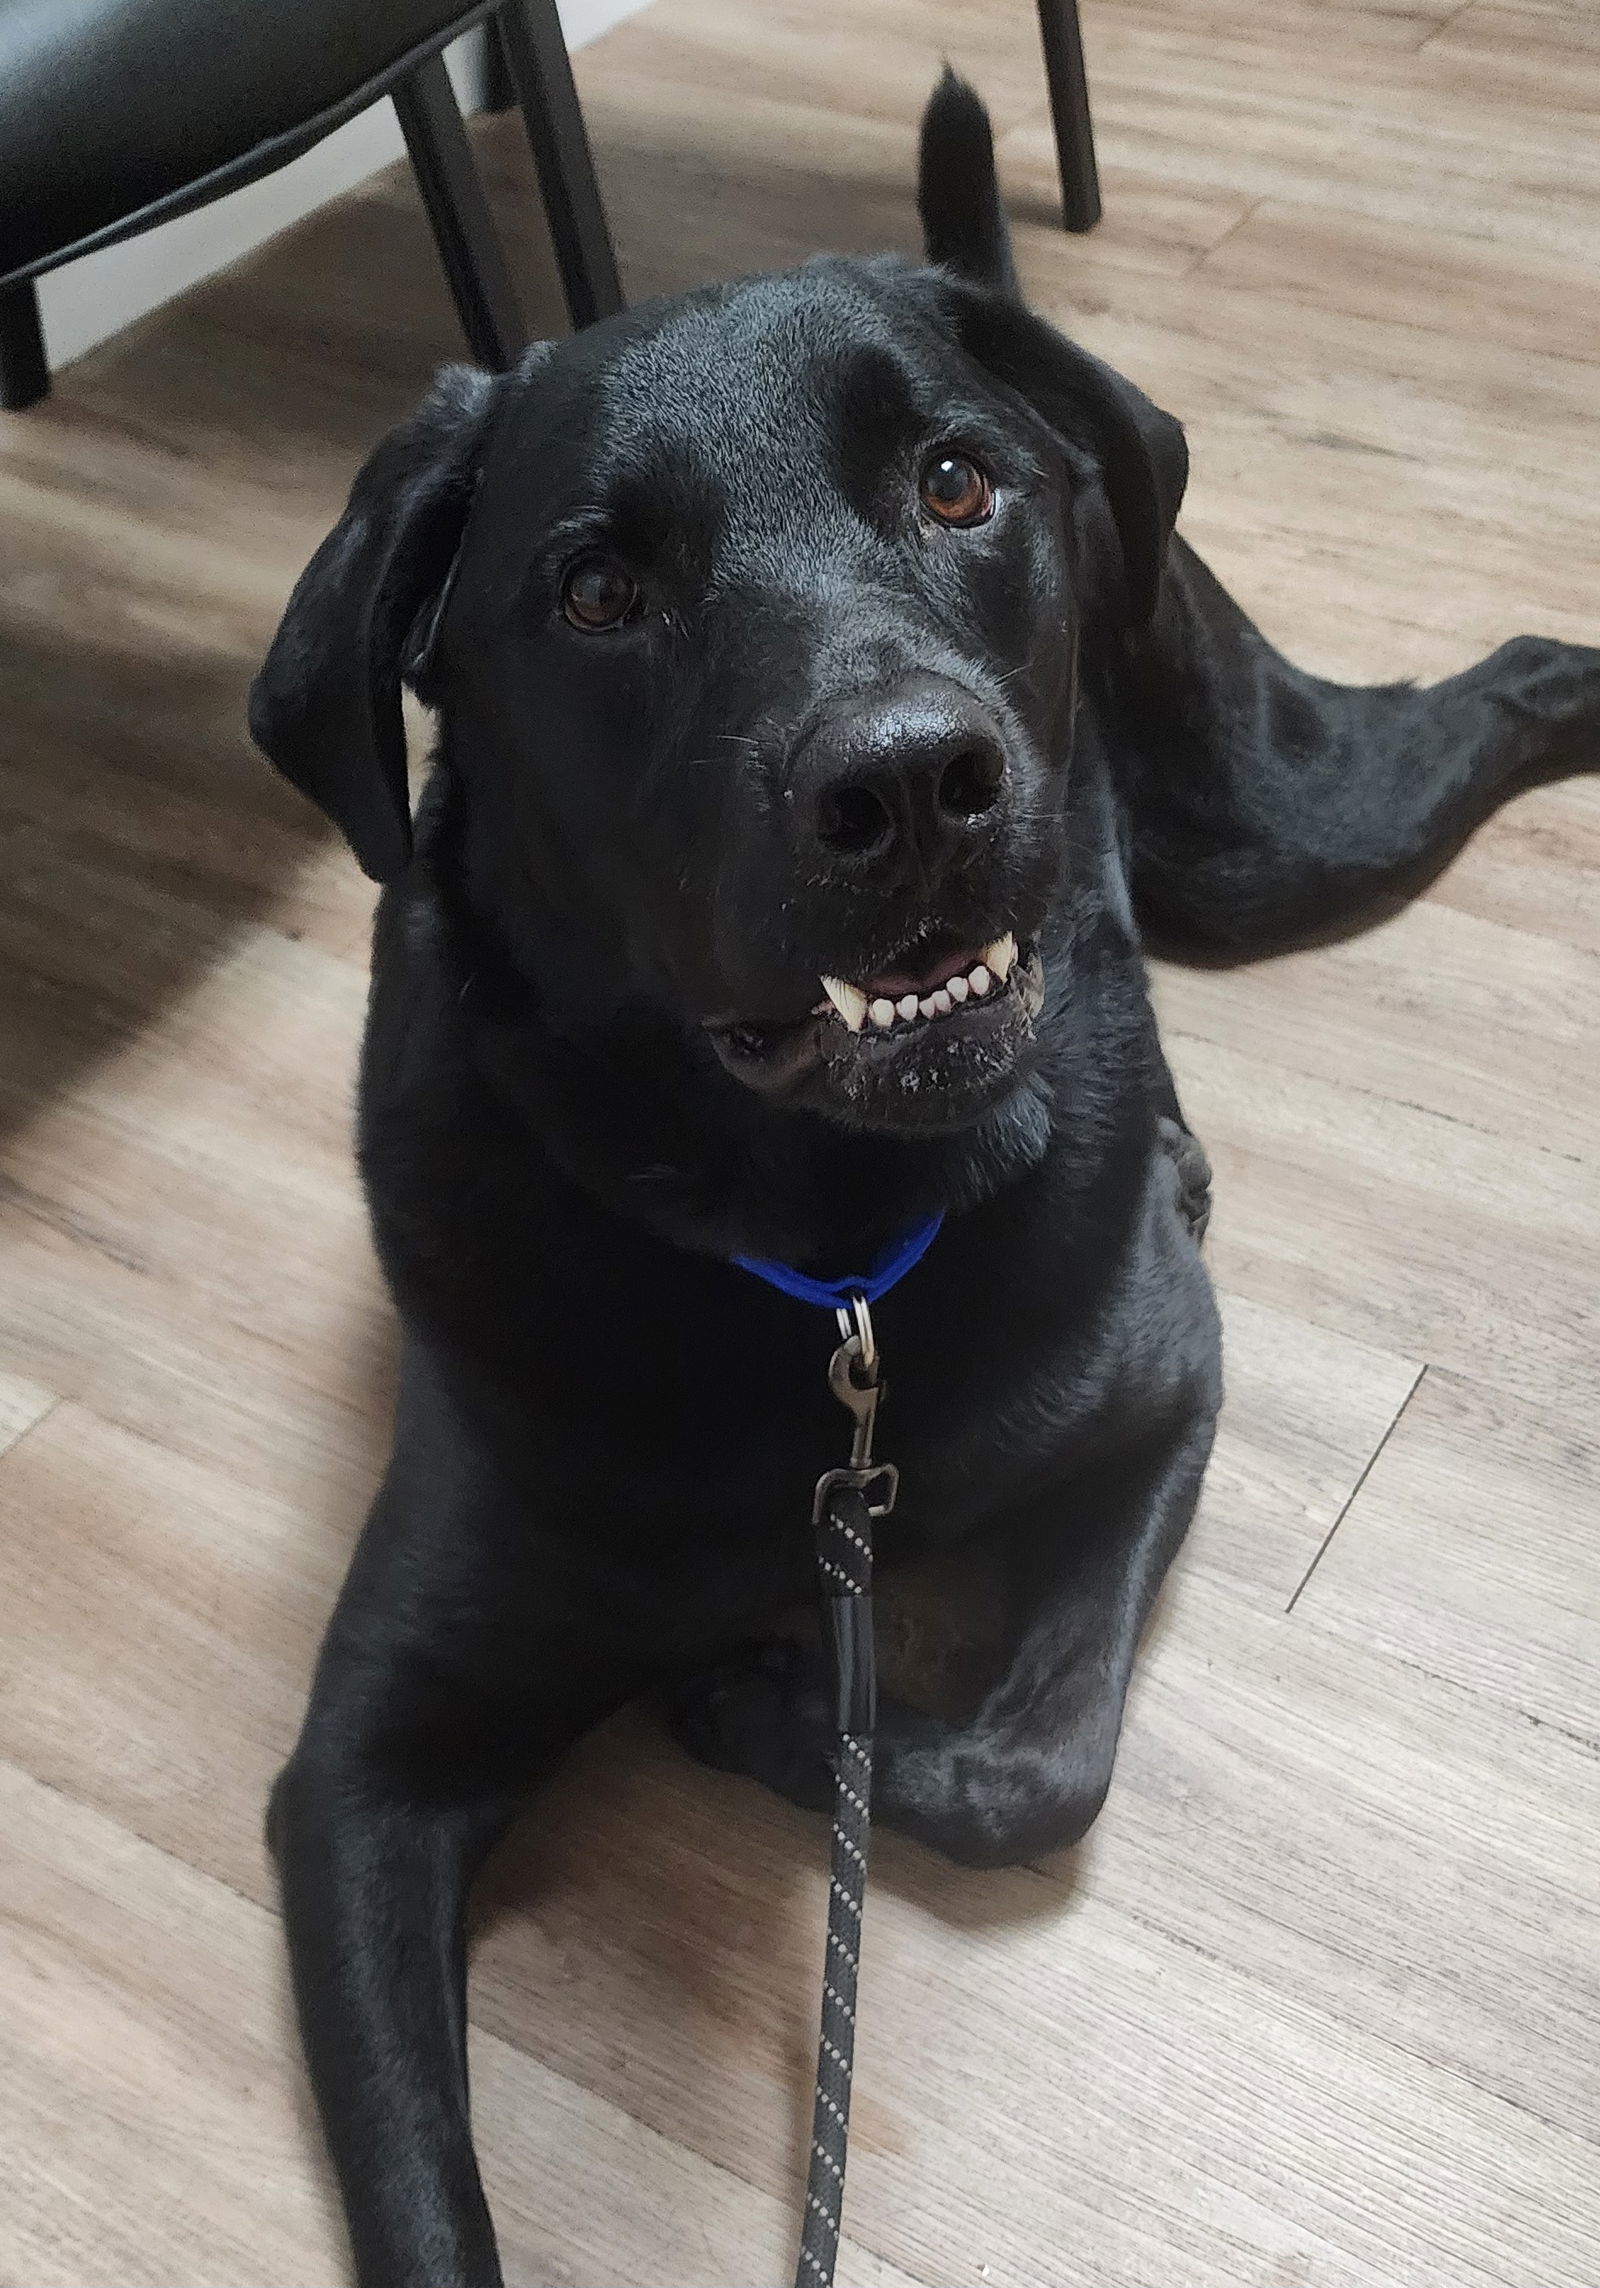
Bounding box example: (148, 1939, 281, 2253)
(706, 928, 1046, 1122)
(815, 931, 1038, 1035)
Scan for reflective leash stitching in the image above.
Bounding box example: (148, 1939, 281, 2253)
(733, 1237, 933, 2288)
(797, 1483, 874, 2288)
(794, 1295, 894, 2288)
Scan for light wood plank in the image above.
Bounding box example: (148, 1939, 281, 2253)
(0, 1760, 345, 2288)
(1192, 195, 1600, 366)
(1, 0, 1597, 2279)
(1103, 1568, 1600, 2148)
(3, 1389, 1596, 2286)
(1423, 778, 1600, 957)
(0, 1756, 916, 2288)
(1152, 899, 1600, 1167)
(1111, 0, 1463, 48)
(0, 1402, 357, 1888)
(1426, 0, 1600, 65)
(1293, 1366, 1600, 1738)
(1168, 1031, 1600, 1409)
(1191, 1292, 1419, 1606)
(0, 1369, 55, 1460)
(473, 1640, 1600, 2288)
(1057, 14, 1600, 252)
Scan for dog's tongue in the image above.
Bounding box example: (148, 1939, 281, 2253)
(862, 943, 980, 998)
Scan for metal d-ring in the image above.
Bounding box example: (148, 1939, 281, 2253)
(833, 1291, 877, 1380)
(822, 1289, 891, 1504)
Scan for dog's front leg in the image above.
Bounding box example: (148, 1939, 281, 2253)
(876, 1407, 1214, 1868)
(269, 1739, 516, 2288)
(675, 1400, 1216, 1872)
(268, 1357, 639, 2288)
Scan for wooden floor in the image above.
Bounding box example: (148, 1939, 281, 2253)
(2, 2, 1597, 2282)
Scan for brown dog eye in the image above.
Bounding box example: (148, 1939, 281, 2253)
(920, 452, 994, 527)
(561, 556, 637, 630)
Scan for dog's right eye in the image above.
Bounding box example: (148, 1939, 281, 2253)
(561, 555, 638, 631)
(919, 451, 994, 528)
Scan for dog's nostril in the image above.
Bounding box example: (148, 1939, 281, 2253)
(817, 782, 894, 856)
(937, 746, 1006, 821)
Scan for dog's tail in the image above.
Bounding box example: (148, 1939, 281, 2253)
(917, 68, 1018, 295)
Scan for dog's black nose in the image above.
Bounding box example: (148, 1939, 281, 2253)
(796, 678, 1010, 881)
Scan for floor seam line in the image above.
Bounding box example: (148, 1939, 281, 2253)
(0, 1394, 65, 1473)
(1189, 194, 1269, 273)
(1285, 1362, 1427, 1613)
(1415, 0, 1480, 55)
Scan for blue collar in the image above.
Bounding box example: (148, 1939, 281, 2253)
(732, 1211, 944, 1311)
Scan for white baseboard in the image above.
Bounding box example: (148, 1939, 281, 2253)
(35, 0, 647, 370)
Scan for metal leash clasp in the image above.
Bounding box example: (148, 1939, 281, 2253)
(812, 1291, 899, 1523)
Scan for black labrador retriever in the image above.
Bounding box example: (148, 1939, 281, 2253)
(250, 73, 1599, 2288)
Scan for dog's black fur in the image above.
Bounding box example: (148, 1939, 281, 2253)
(250, 74, 1600, 2287)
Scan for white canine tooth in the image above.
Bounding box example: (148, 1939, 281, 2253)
(969, 964, 992, 997)
(983, 931, 1017, 983)
(869, 998, 896, 1029)
(896, 993, 921, 1022)
(820, 974, 868, 1033)
(918, 995, 940, 1020)
(946, 973, 969, 1004)
(931, 989, 953, 1017)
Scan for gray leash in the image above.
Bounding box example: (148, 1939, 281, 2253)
(795, 1297, 897, 2288)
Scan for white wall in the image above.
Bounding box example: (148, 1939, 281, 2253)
(36, 0, 647, 369)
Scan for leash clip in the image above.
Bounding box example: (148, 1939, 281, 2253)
(813, 1292, 898, 1522)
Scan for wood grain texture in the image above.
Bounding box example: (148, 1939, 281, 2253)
(1294, 1366, 1600, 1738)
(0, 1369, 55, 1459)
(1187, 1294, 1419, 1607)
(1169, 1029, 1600, 1408)
(0, 1758, 917, 2288)
(0, 0, 1597, 2280)
(1151, 898, 1600, 1165)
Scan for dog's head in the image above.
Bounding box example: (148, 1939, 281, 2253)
(251, 74, 1185, 1139)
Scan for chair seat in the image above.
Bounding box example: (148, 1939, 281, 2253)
(0, 0, 484, 281)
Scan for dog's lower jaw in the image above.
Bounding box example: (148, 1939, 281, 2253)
(817, 1010, 1044, 1135)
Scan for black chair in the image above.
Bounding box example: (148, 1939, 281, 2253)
(0, 0, 1101, 415)
(1037, 0, 1102, 233)
(0, 0, 622, 410)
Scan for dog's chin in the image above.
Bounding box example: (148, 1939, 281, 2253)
(707, 939, 1047, 1135)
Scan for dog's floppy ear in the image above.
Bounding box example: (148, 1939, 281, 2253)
(913, 71, 1184, 626)
(248, 362, 503, 883)
(950, 286, 1188, 630)
(917, 68, 1018, 295)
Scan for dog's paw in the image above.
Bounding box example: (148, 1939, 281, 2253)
(667, 1638, 834, 1815)
(1157, 1112, 1212, 1244)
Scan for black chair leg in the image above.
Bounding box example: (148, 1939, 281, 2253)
(394, 52, 525, 370)
(482, 20, 516, 113)
(493, 0, 623, 331)
(1036, 0, 1102, 232)
(0, 279, 50, 411)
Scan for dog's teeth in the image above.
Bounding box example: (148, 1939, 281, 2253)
(869, 997, 896, 1029)
(820, 975, 868, 1033)
(931, 989, 953, 1016)
(983, 931, 1017, 983)
(918, 994, 940, 1020)
(896, 993, 921, 1022)
(946, 973, 969, 1004)
(968, 964, 993, 997)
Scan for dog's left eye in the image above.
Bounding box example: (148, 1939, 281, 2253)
(919, 452, 994, 528)
(561, 555, 639, 631)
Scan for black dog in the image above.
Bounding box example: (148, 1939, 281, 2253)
(251, 73, 1599, 2288)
